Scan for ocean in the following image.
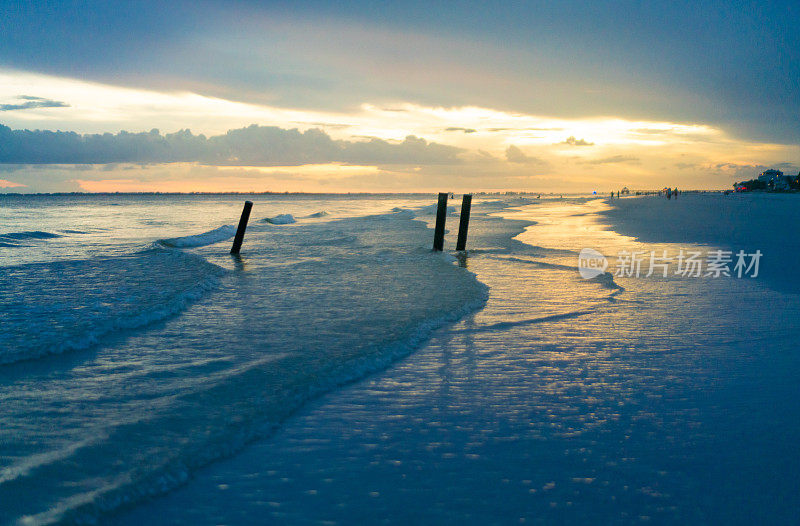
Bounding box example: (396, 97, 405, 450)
(1, 193, 799, 524)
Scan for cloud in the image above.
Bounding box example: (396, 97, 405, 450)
(505, 145, 547, 165)
(444, 127, 477, 134)
(487, 127, 564, 133)
(0, 179, 26, 188)
(774, 162, 799, 174)
(4, 1, 800, 143)
(295, 121, 353, 129)
(0, 123, 462, 166)
(698, 162, 799, 181)
(339, 135, 462, 165)
(709, 162, 757, 172)
(583, 155, 639, 165)
(632, 128, 672, 135)
(562, 135, 594, 146)
(0, 96, 70, 111)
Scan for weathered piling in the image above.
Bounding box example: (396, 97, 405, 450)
(432, 192, 448, 251)
(230, 200, 253, 254)
(455, 194, 472, 251)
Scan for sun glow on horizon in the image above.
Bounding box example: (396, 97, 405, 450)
(0, 68, 797, 193)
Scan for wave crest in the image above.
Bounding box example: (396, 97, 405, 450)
(160, 225, 236, 248)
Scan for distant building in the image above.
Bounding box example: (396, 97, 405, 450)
(757, 169, 784, 183)
(737, 168, 797, 192)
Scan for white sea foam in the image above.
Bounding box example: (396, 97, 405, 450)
(0, 248, 225, 365)
(261, 214, 296, 224)
(159, 225, 236, 248)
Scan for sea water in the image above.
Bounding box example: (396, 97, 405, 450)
(0, 194, 487, 524)
(117, 195, 800, 525)
(3, 194, 800, 524)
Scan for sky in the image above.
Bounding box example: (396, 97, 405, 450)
(0, 0, 798, 193)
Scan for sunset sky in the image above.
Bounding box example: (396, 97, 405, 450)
(1, 0, 798, 193)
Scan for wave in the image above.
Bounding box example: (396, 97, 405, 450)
(489, 255, 625, 301)
(0, 248, 225, 365)
(0, 209, 492, 524)
(261, 214, 296, 224)
(454, 308, 598, 333)
(159, 225, 236, 248)
(390, 207, 417, 220)
(35, 292, 489, 526)
(0, 230, 62, 241)
(306, 211, 329, 218)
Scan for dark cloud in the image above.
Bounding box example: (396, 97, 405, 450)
(2, 1, 799, 143)
(505, 145, 547, 165)
(339, 134, 462, 165)
(712, 162, 754, 171)
(0, 124, 462, 166)
(0, 96, 70, 111)
(562, 136, 594, 146)
(583, 155, 639, 165)
(774, 162, 799, 173)
(444, 127, 477, 133)
(701, 162, 799, 180)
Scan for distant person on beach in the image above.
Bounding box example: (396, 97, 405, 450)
(610, 191, 614, 199)
(674, 188, 678, 199)
(667, 188, 672, 199)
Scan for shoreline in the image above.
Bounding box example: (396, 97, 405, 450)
(600, 192, 800, 294)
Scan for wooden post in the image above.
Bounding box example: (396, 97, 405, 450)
(455, 194, 472, 251)
(230, 200, 253, 254)
(432, 192, 448, 251)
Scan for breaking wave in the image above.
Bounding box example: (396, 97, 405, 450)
(159, 225, 236, 248)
